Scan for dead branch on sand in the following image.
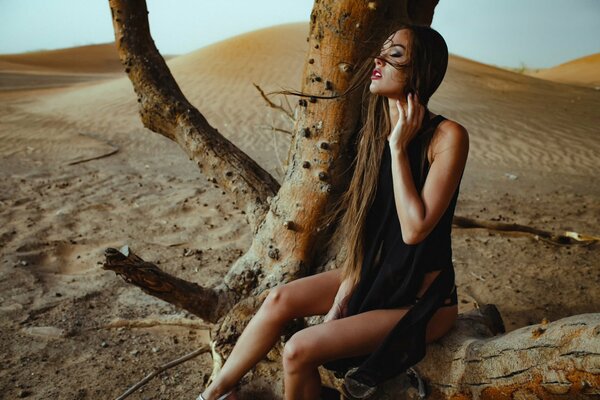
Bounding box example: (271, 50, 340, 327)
(453, 215, 599, 245)
(115, 345, 210, 400)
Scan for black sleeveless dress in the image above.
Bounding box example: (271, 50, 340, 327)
(322, 114, 462, 388)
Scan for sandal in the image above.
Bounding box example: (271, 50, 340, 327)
(195, 390, 233, 400)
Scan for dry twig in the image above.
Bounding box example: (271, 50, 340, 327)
(253, 83, 294, 121)
(115, 345, 210, 400)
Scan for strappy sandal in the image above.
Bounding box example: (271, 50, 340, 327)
(195, 390, 232, 400)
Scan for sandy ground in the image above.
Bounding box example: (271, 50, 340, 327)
(1, 23, 599, 399)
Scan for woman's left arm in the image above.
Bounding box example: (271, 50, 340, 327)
(389, 96, 469, 245)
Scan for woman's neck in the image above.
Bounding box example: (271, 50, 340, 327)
(387, 98, 404, 128)
(386, 97, 435, 128)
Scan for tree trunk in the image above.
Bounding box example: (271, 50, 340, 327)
(104, 0, 599, 398)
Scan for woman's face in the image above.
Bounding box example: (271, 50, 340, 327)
(369, 29, 412, 99)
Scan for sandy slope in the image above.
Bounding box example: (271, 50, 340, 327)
(0, 23, 599, 399)
(529, 53, 600, 88)
(0, 43, 123, 74)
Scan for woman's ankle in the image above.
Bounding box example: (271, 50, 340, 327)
(202, 382, 231, 400)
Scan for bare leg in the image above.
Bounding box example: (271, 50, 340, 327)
(280, 301, 458, 400)
(200, 269, 342, 400)
(282, 359, 321, 400)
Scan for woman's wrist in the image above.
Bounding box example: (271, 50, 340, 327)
(389, 141, 409, 157)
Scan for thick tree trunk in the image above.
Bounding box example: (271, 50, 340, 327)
(104, 0, 599, 398)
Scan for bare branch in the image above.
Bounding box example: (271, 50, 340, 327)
(108, 0, 279, 230)
(115, 345, 210, 400)
(453, 215, 599, 245)
(103, 246, 237, 323)
(253, 83, 294, 122)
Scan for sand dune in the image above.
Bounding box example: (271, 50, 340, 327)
(529, 53, 600, 88)
(0, 43, 123, 74)
(1, 23, 599, 399)
(15, 23, 310, 177)
(15, 24, 600, 177)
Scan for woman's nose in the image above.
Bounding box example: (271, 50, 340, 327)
(374, 56, 384, 67)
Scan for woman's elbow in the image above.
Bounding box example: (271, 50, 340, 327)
(401, 228, 426, 245)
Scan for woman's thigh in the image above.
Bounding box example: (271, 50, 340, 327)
(425, 304, 458, 343)
(285, 304, 458, 367)
(263, 268, 343, 321)
(284, 308, 410, 367)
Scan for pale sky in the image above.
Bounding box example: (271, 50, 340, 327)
(0, 0, 598, 68)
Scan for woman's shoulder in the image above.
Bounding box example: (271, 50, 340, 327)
(427, 116, 469, 163)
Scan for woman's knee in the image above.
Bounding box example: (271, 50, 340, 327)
(261, 285, 294, 321)
(282, 331, 317, 373)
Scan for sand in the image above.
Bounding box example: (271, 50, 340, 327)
(528, 53, 600, 89)
(1, 22, 599, 399)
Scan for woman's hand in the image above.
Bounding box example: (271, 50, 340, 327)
(323, 302, 343, 323)
(323, 278, 354, 323)
(387, 93, 426, 151)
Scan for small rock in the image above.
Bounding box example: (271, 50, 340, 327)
(101, 341, 108, 348)
(23, 326, 66, 338)
(17, 389, 32, 398)
(130, 349, 139, 356)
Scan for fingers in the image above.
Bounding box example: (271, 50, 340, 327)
(407, 93, 414, 122)
(396, 99, 405, 120)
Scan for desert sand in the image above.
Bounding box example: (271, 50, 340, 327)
(528, 53, 600, 89)
(1, 23, 599, 399)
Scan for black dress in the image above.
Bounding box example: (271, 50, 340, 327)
(322, 114, 462, 388)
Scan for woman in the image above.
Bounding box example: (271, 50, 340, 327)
(198, 24, 469, 400)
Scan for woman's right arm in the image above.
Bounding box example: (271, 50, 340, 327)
(323, 277, 355, 322)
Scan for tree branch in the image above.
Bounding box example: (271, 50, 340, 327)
(108, 0, 279, 231)
(103, 246, 237, 323)
(453, 216, 599, 245)
(115, 345, 210, 400)
(253, 83, 295, 122)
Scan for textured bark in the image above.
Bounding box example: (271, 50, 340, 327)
(321, 309, 600, 399)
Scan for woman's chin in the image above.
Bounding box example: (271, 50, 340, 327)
(369, 83, 400, 98)
(369, 83, 383, 95)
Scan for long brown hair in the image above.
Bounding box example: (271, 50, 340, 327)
(318, 24, 450, 289)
